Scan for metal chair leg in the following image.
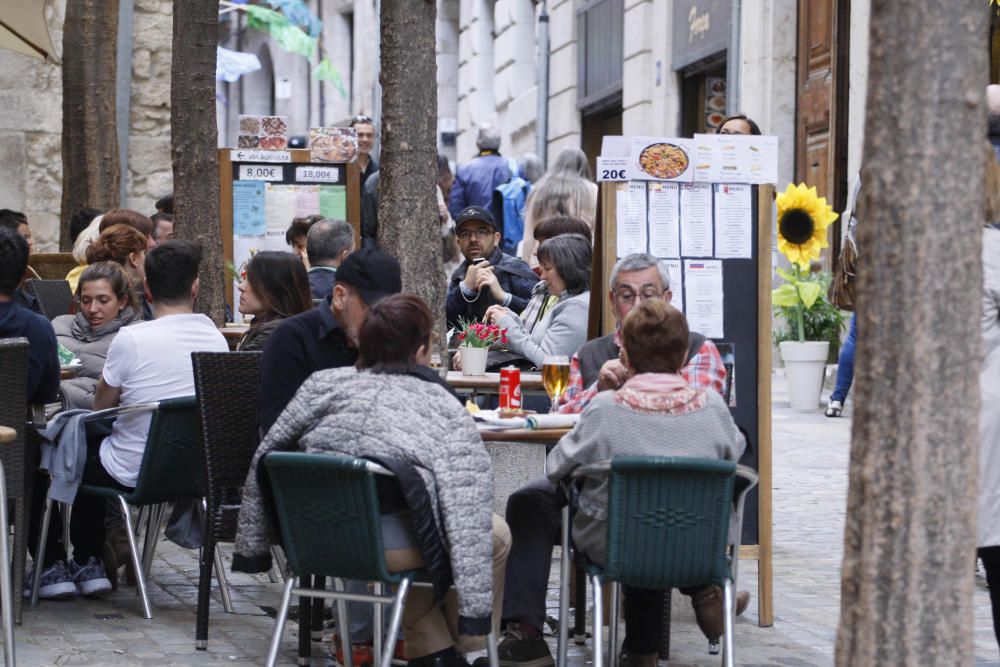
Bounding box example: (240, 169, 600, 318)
(556, 506, 571, 667)
(212, 545, 234, 613)
(722, 578, 735, 667)
(141, 503, 166, 579)
(373, 581, 384, 667)
(0, 465, 15, 667)
(30, 497, 54, 606)
(380, 578, 410, 667)
(271, 545, 288, 582)
(608, 581, 620, 667)
(265, 576, 296, 667)
(485, 630, 499, 667)
(334, 578, 354, 667)
(118, 496, 152, 619)
(590, 574, 604, 667)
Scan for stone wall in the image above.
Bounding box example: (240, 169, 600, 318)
(126, 0, 174, 214)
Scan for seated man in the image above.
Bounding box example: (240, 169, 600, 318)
(0, 211, 41, 313)
(29, 240, 228, 599)
(557, 253, 726, 412)
(0, 226, 58, 404)
(545, 301, 746, 666)
(306, 218, 355, 300)
(446, 206, 537, 329)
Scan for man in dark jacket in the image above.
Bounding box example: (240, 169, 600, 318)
(448, 124, 513, 221)
(446, 206, 537, 328)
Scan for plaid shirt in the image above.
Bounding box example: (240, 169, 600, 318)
(556, 335, 727, 414)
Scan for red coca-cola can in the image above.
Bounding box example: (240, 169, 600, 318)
(499, 366, 522, 411)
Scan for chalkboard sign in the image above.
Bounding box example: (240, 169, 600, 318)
(218, 148, 361, 314)
(591, 173, 775, 627)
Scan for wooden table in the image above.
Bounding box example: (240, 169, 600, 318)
(478, 427, 570, 443)
(220, 325, 249, 351)
(0, 426, 14, 445)
(447, 371, 545, 394)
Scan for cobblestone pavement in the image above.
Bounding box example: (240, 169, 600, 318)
(12, 371, 1000, 665)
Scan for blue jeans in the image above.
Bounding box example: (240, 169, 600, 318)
(831, 314, 857, 402)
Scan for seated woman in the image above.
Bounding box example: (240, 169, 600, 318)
(519, 216, 592, 334)
(236, 251, 313, 351)
(485, 233, 591, 369)
(86, 224, 151, 320)
(234, 294, 510, 667)
(546, 300, 746, 665)
(52, 262, 140, 409)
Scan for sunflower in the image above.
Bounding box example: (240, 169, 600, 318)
(775, 183, 838, 269)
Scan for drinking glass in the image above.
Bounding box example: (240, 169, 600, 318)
(541, 355, 571, 413)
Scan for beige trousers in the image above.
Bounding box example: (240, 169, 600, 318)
(384, 513, 511, 658)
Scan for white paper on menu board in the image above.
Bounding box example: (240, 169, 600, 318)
(615, 181, 648, 256)
(683, 259, 724, 338)
(265, 183, 297, 252)
(713, 183, 753, 259)
(663, 259, 683, 313)
(647, 182, 680, 258)
(679, 183, 713, 257)
(692, 134, 778, 184)
(626, 137, 695, 183)
(232, 235, 265, 323)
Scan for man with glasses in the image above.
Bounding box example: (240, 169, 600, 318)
(446, 206, 538, 328)
(556, 253, 726, 413)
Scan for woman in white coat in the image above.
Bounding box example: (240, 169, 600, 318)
(978, 150, 1000, 648)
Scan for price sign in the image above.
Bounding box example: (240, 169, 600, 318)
(238, 164, 284, 181)
(295, 166, 341, 183)
(597, 157, 628, 182)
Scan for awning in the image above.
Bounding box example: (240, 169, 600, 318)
(0, 0, 59, 63)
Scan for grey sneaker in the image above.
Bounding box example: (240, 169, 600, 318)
(68, 556, 112, 596)
(22, 560, 77, 599)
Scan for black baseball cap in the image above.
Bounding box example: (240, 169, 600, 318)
(336, 247, 402, 306)
(455, 206, 497, 232)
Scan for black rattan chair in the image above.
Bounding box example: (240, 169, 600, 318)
(191, 351, 262, 650)
(0, 338, 33, 625)
(24, 280, 73, 320)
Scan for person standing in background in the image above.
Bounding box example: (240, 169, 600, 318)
(448, 123, 513, 220)
(519, 148, 597, 264)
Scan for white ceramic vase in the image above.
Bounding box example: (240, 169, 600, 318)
(460, 346, 489, 376)
(779, 341, 830, 410)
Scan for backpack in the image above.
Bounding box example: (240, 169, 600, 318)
(492, 158, 531, 256)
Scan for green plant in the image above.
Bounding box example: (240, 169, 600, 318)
(773, 270, 845, 360)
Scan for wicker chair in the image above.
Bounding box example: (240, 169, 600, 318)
(0, 338, 33, 626)
(191, 351, 262, 650)
(555, 457, 758, 667)
(24, 280, 73, 320)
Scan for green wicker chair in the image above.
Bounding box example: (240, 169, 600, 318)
(31, 396, 205, 619)
(554, 457, 758, 667)
(261, 452, 499, 667)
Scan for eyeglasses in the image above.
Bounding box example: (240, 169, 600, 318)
(613, 289, 664, 305)
(457, 229, 494, 241)
(351, 115, 373, 126)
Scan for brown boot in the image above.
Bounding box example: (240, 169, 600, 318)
(736, 590, 750, 616)
(689, 585, 724, 641)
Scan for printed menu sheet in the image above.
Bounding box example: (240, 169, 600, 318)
(713, 183, 753, 258)
(679, 183, 713, 257)
(683, 259, 724, 338)
(647, 183, 680, 258)
(232, 181, 265, 235)
(616, 181, 648, 256)
(691, 134, 778, 184)
(294, 184, 320, 217)
(663, 259, 684, 313)
(265, 184, 297, 252)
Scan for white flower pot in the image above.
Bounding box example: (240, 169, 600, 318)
(779, 341, 830, 410)
(460, 346, 489, 376)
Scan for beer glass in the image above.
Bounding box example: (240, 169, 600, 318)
(542, 355, 571, 413)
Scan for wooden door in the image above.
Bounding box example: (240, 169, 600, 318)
(796, 0, 850, 260)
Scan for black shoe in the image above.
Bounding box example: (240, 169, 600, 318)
(408, 648, 470, 667)
(472, 623, 554, 667)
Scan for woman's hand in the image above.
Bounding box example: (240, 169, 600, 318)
(484, 304, 511, 325)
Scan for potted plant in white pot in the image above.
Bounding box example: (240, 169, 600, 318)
(772, 183, 842, 409)
(455, 317, 508, 376)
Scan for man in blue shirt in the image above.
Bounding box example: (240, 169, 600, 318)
(448, 124, 514, 221)
(0, 226, 58, 405)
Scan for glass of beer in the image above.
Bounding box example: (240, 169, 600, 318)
(542, 355, 571, 412)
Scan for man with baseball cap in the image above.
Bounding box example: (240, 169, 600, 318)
(258, 246, 402, 435)
(446, 205, 537, 328)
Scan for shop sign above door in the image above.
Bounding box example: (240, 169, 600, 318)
(672, 0, 731, 70)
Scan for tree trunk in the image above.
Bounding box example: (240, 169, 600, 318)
(171, 0, 223, 324)
(835, 3, 988, 665)
(60, 0, 120, 250)
(377, 0, 444, 340)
